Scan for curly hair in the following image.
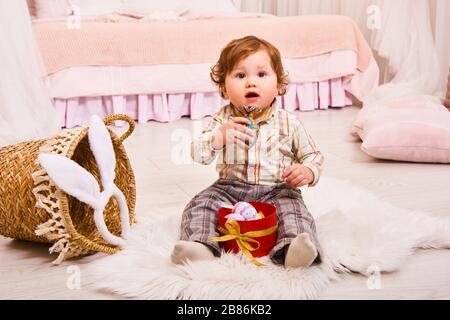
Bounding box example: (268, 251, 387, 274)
(210, 36, 289, 98)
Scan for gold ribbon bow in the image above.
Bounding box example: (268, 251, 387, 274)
(211, 219, 277, 266)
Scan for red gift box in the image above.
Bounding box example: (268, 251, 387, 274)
(217, 202, 277, 258)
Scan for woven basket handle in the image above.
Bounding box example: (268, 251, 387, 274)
(103, 114, 135, 144)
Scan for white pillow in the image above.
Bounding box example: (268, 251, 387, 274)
(35, 0, 238, 19)
(121, 0, 239, 16)
(120, 0, 188, 15)
(69, 0, 123, 16)
(34, 0, 70, 19)
(186, 0, 238, 14)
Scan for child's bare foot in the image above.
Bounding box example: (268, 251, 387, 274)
(284, 233, 318, 269)
(171, 240, 215, 265)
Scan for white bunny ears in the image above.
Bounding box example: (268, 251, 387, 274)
(38, 115, 130, 247)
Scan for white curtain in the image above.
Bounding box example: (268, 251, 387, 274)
(430, 0, 450, 93)
(0, 0, 59, 148)
(235, 0, 450, 100)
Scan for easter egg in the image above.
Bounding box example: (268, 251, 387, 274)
(233, 202, 258, 220)
(224, 213, 245, 221)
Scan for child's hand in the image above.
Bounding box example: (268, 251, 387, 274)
(282, 164, 314, 188)
(211, 117, 254, 150)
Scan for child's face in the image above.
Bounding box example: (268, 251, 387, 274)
(223, 50, 278, 112)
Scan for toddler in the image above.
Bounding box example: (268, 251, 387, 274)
(171, 35, 324, 268)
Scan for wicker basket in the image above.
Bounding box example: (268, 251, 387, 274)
(0, 114, 136, 264)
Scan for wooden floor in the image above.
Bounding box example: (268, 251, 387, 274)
(1, 106, 449, 299)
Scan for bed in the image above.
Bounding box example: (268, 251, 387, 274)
(29, 1, 379, 128)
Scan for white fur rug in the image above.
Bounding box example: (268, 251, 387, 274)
(82, 176, 450, 299)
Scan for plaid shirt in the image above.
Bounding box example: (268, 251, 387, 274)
(191, 101, 324, 186)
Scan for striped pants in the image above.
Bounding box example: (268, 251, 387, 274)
(179, 179, 321, 265)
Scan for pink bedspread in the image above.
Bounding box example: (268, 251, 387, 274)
(45, 51, 379, 99)
(34, 15, 373, 75)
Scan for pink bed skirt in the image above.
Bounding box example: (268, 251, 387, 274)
(54, 78, 353, 128)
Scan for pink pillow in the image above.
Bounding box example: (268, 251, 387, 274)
(362, 122, 450, 163)
(352, 95, 450, 163)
